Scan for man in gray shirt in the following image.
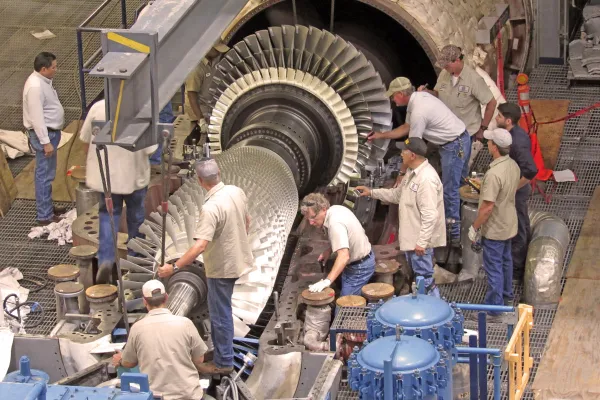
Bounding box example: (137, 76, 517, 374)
(158, 159, 253, 375)
(23, 52, 65, 225)
(113, 280, 208, 400)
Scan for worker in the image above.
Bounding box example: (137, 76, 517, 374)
(299, 193, 375, 296)
(149, 102, 176, 167)
(419, 44, 497, 179)
(468, 128, 520, 318)
(356, 138, 445, 297)
(158, 159, 253, 375)
(79, 99, 157, 284)
(112, 280, 211, 400)
(23, 52, 66, 225)
(369, 77, 469, 247)
(184, 42, 229, 145)
(495, 103, 537, 280)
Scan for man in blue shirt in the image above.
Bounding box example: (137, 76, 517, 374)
(495, 103, 538, 281)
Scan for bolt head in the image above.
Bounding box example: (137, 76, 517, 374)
(119, 68, 127, 73)
(97, 66, 104, 72)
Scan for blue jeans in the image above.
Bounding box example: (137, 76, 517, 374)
(482, 238, 514, 314)
(438, 130, 471, 238)
(97, 187, 147, 266)
(150, 102, 175, 165)
(340, 251, 375, 297)
(405, 249, 440, 298)
(206, 277, 237, 368)
(461, 135, 474, 181)
(28, 129, 61, 220)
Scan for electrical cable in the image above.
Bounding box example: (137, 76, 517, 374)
(3, 294, 45, 329)
(19, 274, 48, 293)
(221, 376, 239, 400)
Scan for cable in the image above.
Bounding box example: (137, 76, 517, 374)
(3, 294, 45, 329)
(221, 376, 239, 400)
(19, 274, 48, 293)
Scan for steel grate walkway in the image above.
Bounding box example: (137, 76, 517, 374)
(337, 65, 599, 400)
(0, 199, 74, 335)
(0, 0, 146, 132)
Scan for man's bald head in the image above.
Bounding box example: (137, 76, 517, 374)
(195, 159, 221, 186)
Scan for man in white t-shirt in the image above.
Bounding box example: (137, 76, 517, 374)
(79, 99, 157, 283)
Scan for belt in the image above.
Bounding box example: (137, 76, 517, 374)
(441, 130, 468, 147)
(348, 250, 373, 266)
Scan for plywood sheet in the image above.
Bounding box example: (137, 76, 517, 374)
(530, 99, 570, 170)
(15, 120, 85, 201)
(0, 149, 17, 216)
(531, 278, 600, 399)
(566, 186, 600, 281)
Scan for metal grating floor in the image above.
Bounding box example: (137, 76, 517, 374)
(0, 199, 74, 335)
(338, 66, 599, 400)
(0, 0, 146, 132)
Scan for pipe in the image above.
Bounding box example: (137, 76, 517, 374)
(524, 211, 570, 306)
(166, 281, 199, 316)
(303, 330, 329, 351)
(23, 382, 46, 400)
(455, 303, 514, 313)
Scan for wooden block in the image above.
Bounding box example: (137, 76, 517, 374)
(531, 278, 600, 398)
(566, 186, 600, 281)
(0, 150, 17, 217)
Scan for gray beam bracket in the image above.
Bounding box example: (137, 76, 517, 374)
(89, 30, 163, 150)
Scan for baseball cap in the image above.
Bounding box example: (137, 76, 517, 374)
(385, 77, 412, 97)
(484, 128, 513, 147)
(397, 137, 428, 157)
(437, 45, 462, 68)
(142, 280, 166, 298)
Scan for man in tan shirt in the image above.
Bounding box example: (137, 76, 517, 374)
(357, 138, 446, 297)
(300, 193, 375, 296)
(469, 128, 520, 318)
(184, 42, 229, 145)
(112, 280, 208, 400)
(420, 45, 497, 179)
(158, 159, 253, 375)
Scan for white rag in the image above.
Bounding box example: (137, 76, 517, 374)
(28, 209, 77, 245)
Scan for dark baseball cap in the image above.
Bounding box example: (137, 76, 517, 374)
(397, 137, 428, 157)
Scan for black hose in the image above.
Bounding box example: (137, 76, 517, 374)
(19, 274, 48, 293)
(3, 294, 46, 329)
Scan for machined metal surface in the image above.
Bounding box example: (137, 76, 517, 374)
(206, 25, 392, 188)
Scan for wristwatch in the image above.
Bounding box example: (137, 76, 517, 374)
(173, 264, 180, 272)
(480, 125, 488, 131)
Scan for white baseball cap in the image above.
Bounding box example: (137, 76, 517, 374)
(142, 280, 166, 298)
(484, 128, 513, 147)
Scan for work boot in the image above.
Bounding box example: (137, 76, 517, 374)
(197, 361, 233, 375)
(36, 215, 62, 226)
(96, 263, 113, 285)
(53, 205, 68, 216)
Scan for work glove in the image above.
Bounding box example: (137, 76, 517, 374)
(198, 118, 208, 133)
(468, 225, 482, 243)
(309, 278, 331, 293)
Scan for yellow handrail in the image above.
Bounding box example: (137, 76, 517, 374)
(504, 304, 534, 400)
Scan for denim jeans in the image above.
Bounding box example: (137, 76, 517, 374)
(405, 249, 440, 298)
(340, 250, 375, 297)
(206, 277, 237, 368)
(97, 187, 147, 266)
(438, 130, 471, 238)
(150, 102, 176, 165)
(28, 129, 61, 221)
(482, 237, 514, 314)
(512, 184, 532, 276)
(461, 135, 474, 181)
